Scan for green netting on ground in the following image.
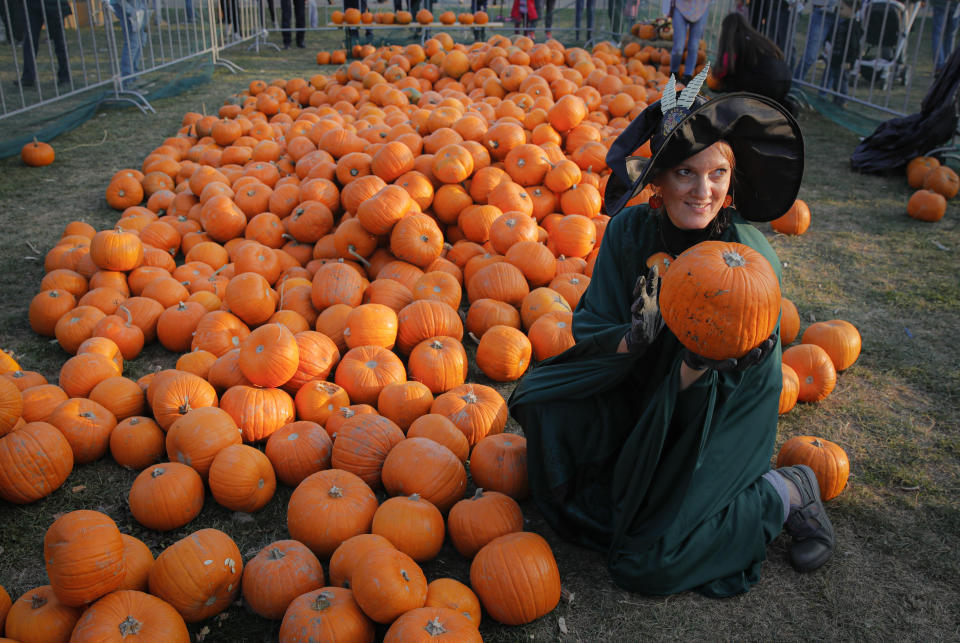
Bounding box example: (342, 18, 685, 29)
(0, 56, 214, 160)
(793, 88, 891, 139)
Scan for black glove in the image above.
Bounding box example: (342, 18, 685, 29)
(681, 332, 778, 372)
(624, 265, 665, 353)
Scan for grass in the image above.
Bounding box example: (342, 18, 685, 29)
(1, 36, 960, 642)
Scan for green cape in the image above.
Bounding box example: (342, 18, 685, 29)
(509, 204, 785, 597)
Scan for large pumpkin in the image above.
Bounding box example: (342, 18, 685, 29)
(69, 590, 189, 642)
(44, 510, 125, 606)
(776, 435, 850, 501)
(287, 468, 379, 557)
(128, 462, 205, 531)
(470, 532, 561, 625)
(659, 240, 781, 360)
(279, 587, 375, 643)
(0, 421, 73, 503)
(148, 528, 243, 623)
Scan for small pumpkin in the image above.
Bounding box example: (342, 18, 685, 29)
(470, 532, 561, 625)
(801, 319, 862, 371)
(770, 198, 811, 235)
(782, 344, 837, 403)
(351, 547, 428, 624)
(69, 590, 189, 642)
(45, 510, 125, 606)
(128, 462, 205, 531)
(279, 587, 375, 643)
(383, 606, 483, 642)
(372, 494, 446, 562)
(241, 540, 325, 620)
(287, 468, 379, 557)
(777, 435, 850, 501)
(21, 139, 55, 166)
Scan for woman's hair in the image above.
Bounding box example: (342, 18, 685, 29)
(716, 12, 783, 77)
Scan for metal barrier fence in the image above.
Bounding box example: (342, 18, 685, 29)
(0, 0, 257, 122)
(739, 0, 952, 117)
(1, 0, 953, 129)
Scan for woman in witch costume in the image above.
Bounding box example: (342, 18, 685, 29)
(508, 69, 836, 597)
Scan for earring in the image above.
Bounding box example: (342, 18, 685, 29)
(723, 194, 733, 208)
(648, 192, 662, 209)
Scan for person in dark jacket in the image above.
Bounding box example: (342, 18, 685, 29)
(20, 0, 72, 87)
(713, 12, 793, 106)
(280, 0, 305, 48)
(509, 71, 836, 597)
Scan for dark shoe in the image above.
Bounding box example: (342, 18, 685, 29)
(779, 465, 836, 573)
(18, 77, 35, 88)
(58, 72, 71, 85)
(680, 74, 692, 85)
(296, 42, 305, 48)
(282, 42, 290, 49)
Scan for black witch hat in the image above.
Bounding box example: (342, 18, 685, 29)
(603, 66, 805, 222)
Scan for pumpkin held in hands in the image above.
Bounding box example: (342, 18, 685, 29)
(659, 241, 781, 361)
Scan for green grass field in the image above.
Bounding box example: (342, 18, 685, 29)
(0, 37, 959, 641)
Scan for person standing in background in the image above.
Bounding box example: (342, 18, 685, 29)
(575, 0, 596, 41)
(280, 0, 306, 48)
(669, 0, 712, 82)
(793, 0, 837, 82)
(713, 12, 794, 110)
(930, 0, 960, 74)
(20, 0, 72, 87)
(110, 0, 149, 86)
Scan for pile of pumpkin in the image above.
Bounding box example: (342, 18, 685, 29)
(0, 33, 680, 639)
(905, 155, 958, 222)
(0, 31, 861, 638)
(629, 17, 674, 41)
(330, 7, 491, 28)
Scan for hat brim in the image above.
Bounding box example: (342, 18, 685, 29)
(604, 93, 804, 223)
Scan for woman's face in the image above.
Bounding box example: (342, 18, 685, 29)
(656, 143, 733, 230)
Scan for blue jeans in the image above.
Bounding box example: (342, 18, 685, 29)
(794, 5, 836, 81)
(110, 0, 147, 80)
(575, 0, 595, 36)
(671, 8, 707, 76)
(932, 2, 960, 72)
(185, 0, 194, 21)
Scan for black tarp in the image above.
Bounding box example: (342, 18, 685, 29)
(850, 47, 960, 173)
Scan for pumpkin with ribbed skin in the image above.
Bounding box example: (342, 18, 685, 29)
(470, 532, 561, 625)
(770, 198, 811, 235)
(331, 413, 405, 489)
(149, 370, 218, 430)
(58, 352, 117, 398)
(208, 444, 277, 512)
(69, 590, 189, 642)
(0, 377, 22, 436)
(396, 299, 464, 354)
(407, 413, 470, 463)
(801, 319, 862, 371)
(780, 297, 800, 345)
(293, 380, 350, 425)
(165, 406, 241, 480)
(377, 380, 434, 431)
(381, 437, 467, 512)
(242, 540, 325, 620)
(448, 489, 525, 558)
(29, 289, 77, 336)
(90, 229, 143, 271)
(0, 421, 73, 503)
(282, 330, 340, 393)
(148, 528, 243, 623)
(328, 534, 395, 589)
(219, 385, 295, 442)
(21, 139, 55, 166)
(118, 534, 154, 592)
(238, 323, 300, 388)
(430, 383, 507, 447)
(424, 578, 482, 626)
(782, 344, 837, 403)
(408, 336, 468, 394)
(779, 363, 800, 414)
(384, 606, 483, 642)
(476, 325, 532, 382)
(907, 189, 947, 222)
(659, 240, 781, 360)
(45, 510, 125, 607)
(334, 344, 407, 405)
(265, 421, 333, 486)
(279, 587, 375, 643)
(351, 547, 428, 624)
(777, 435, 850, 501)
(4, 585, 84, 643)
(89, 375, 145, 421)
(469, 433, 529, 499)
(287, 468, 379, 557)
(47, 397, 117, 464)
(129, 462, 205, 531)
(372, 494, 445, 562)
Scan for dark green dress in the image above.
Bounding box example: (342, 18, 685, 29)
(508, 204, 785, 598)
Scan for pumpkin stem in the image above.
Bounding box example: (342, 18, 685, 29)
(30, 593, 47, 609)
(400, 569, 411, 581)
(722, 250, 746, 268)
(347, 247, 371, 268)
(468, 331, 481, 344)
(462, 392, 478, 404)
(119, 305, 133, 326)
(430, 339, 444, 350)
(267, 547, 285, 560)
(80, 411, 96, 418)
(118, 615, 142, 637)
(812, 438, 823, 447)
(311, 591, 334, 611)
(409, 493, 421, 501)
(472, 487, 484, 499)
(424, 617, 448, 636)
(178, 395, 192, 415)
(328, 485, 344, 498)
(151, 467, 165, 478)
